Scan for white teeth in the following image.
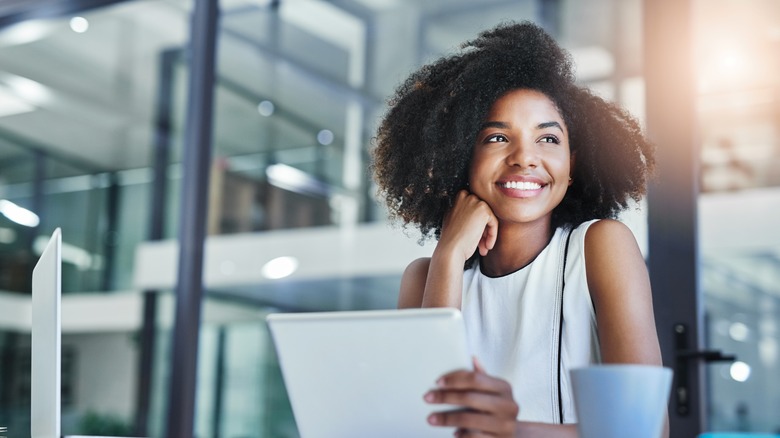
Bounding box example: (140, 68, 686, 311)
(502, 181, 542, 190)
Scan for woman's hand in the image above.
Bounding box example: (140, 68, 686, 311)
(425, 357, 519, 437)
(438, 190, 499, 262)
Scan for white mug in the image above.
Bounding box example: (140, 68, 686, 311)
(570, 364, 673, 438)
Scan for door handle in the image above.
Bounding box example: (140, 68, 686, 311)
(676, 349, 736, 362)
(673, 323, 736, 416)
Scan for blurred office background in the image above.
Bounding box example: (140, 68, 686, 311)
(0, 0, 778, 436)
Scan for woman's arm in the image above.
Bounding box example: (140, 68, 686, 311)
(398, 190, 498, 309)
(584, 219, 662, 366)
(584, 219, 668, 438)
(398, 257, 430, 308)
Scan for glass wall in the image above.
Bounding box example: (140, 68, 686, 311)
(694, 0, 780, 433)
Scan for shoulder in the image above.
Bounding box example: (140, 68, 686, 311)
(582, 218, 637, 250)
(398, 257, 432, 308)
(581, 219, 645, 290)
(580, 219, 661, 364)
(563, 219, 632, 261)
(579, 219, 647, 311)
(403, 257, 432, 280)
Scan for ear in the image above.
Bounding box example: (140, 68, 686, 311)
(568, 151, 576, 186)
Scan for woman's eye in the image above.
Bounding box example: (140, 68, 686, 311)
(539, 135, 560, 144)
(486, 134, 508, 143)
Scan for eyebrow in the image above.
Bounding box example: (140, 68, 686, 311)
(478, 120, 564, 132)
(479, 121, 510, 130)
(538, 121, 564, 132)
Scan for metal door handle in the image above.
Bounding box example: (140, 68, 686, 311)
(676, 349, 737, 362)
(673, 324, 736, 416)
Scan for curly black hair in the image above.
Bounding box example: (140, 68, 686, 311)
(371, 21, 654, 240)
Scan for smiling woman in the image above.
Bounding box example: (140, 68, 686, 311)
(371, 21, 662, 437)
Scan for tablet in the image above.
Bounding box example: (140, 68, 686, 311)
(267, 308, 471, 438)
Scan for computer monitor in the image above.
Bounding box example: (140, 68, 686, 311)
(31, 228, 61, 438)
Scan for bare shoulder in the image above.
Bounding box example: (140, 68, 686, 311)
(583, 219, 661, 365)
(583, 218, 638, 251)
(583, 218, 646, 297)
(398, 257, 431, 308)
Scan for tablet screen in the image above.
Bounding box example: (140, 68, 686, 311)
(268, 308, 471, 438)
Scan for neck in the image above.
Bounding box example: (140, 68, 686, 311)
(479, 219, 555, 277)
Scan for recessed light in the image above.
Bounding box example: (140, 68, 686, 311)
(261, 256, 298, 280)
(257, 100, 275, 117)
(70, 17, 89, 33)
(0, 199, 40, 227)
(317, 129, 334, 145)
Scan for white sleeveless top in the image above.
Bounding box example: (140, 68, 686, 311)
(461, 220, 601, 424)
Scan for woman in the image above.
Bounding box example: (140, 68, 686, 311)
(372, 22, 664, 437)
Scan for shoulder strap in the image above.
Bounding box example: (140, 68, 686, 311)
(556, 227, 574, 424)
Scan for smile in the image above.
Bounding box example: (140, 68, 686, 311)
(499, 181, 543, 190)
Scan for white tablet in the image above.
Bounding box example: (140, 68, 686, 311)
(267, 308, 471, 438)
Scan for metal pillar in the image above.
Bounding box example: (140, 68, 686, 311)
(211, 327, 227, 438)
(164, 0, 219, 436)
(149, 49, 180, 242)
(134, 47, 179, 437)
(644, 1, 704, 437)
(101, 173, 119, 291)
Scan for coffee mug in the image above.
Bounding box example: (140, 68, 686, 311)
(571, 364, 672, 438)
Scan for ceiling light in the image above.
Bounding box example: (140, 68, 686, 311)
(261, 256, 298, 280)
(317, 129, 334, 145)
(266, 163, 330, 197)
(257, 100, 275, 117)
(0, 87, 35, 118)
(0, 20, 53, 46)
(0, 199, 40, 227)
(70, 17, 89, 33)
(3, 74, 52, 104)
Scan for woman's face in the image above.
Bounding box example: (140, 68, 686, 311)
(468, 88, 573, 227)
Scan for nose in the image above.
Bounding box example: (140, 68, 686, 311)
(505, 140, 539, 168)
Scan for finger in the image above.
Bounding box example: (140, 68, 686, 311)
(475, 202, 497, 253)
(425, 388, 518, 416)
(484, 213, 498, 250)
(478, 228, 490, 256)
(478, 224, 497, 257)
(438, 370, 513, 395)
(472, 356, 486, 374)
(455, 189, 470, 204)
(428, 409, 511, 435)
(455, 429, 492, 438)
